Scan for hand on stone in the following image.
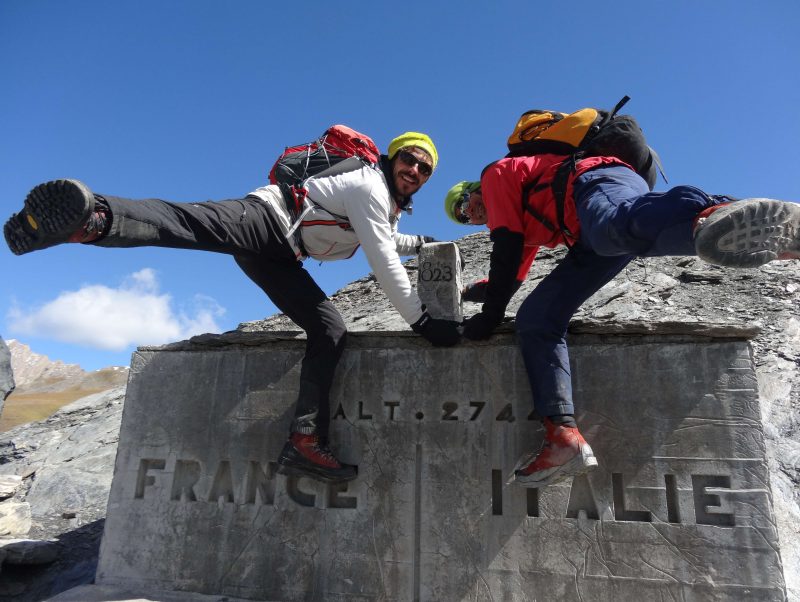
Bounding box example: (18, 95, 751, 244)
(411, 312, 461, 347)
(462, 279, 488, 303)
(462, 311, 502, 340)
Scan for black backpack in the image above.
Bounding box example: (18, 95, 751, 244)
(507, 96, 665, 243)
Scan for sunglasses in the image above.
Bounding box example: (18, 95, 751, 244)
(455, 190, 472, 223)
(397, 149, 433, 177)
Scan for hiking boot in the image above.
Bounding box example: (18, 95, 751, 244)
(4, 179, 101, 255)
(277, 433, 357, 483)
(514, 418, 598, 488)
(694, 198, 800, 268)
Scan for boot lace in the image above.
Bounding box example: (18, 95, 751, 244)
(312, 439, 339, 464)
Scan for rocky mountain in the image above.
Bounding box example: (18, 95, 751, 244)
(0, 342, 128, 435)
(0, 232, 797, 601)
(5, 340, 128, 394)
(0, 339, 13, 417)
(5, 341, 84, 390)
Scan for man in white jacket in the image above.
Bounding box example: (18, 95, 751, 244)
(4, 131, 459, 483)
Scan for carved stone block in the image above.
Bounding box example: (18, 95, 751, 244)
(94, 331, 785, 600)
(417, 242, 463, 321)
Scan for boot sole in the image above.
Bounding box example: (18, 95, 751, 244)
(694, 198, 800, 268)
(514, 450, 598, 489)
(4, 179, 95, 255)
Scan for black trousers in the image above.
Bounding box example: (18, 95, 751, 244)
(96, 194, 346, 435)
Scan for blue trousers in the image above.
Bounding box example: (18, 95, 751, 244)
(515, 166, 719, 417)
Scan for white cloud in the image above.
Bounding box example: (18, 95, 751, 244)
(7, 269, 225, 351)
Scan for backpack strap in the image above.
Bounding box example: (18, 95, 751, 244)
(648, 144, 668, 185)
(520, 175, 558, 234)
(584, 95, 630, 150)
(551, 158, 578, 246)
(549, 95, 632, 246)
(608, 95, 630, 120)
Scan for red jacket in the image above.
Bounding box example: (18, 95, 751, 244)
(480, 154, 632, 280)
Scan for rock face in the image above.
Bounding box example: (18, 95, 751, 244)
(0, 232, 798, 600)
(5, 340, 127, 393)
(0, 386, 126, 601)
(0, 338, 14, 415)
(0, 340, 127, 600)
(5, 340, 84, 390)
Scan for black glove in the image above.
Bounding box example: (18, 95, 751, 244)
(462, 278, 522, 303)
(462, 279, 489, 303)
(462, 310, 503, 340)
(411, 312, 461, 347)
(415, 235, 437, 253)
(484, 228, 523, 314)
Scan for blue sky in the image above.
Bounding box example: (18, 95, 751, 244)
(2, 1, 798, 371)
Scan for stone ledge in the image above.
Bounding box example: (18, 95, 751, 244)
(138, 319, 761, 354)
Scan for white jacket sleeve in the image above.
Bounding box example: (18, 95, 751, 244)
(394, 231, 422, 256)
(307, 168, 425, 325)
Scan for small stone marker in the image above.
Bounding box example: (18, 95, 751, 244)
(416, 242, 463, 321)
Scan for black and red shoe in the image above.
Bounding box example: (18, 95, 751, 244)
(514, 418, 598, 488)
(694, 198, 800, 268)
(4, 179, 105, 255)
(277, 433, 357, 483)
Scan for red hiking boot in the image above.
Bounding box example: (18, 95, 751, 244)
(277, 432, 357, 483)
(514, 418, 598, 488)
(694, 198, 800, 267)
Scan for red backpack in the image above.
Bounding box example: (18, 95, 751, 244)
(269, 125, 381, 214)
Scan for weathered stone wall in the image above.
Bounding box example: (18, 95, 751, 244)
(94, 329, 784, 601)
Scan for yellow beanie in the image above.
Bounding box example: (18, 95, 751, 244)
(388, 132, 438, 170)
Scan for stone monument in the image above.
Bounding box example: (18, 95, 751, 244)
(77, 324, 784, 601)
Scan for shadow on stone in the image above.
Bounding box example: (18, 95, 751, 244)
(0, 519, 104, 602)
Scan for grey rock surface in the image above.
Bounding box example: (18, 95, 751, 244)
(0, 538, 59, 565)
(0, 476, 21, 500)
(0, 338, 14, 415)
(0, 502, 31, 538)
(0, 386, 125, 601)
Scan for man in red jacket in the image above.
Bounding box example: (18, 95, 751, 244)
(445, 155, 800, 488)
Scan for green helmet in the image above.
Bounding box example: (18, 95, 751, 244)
(444, 181, 481, 224)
